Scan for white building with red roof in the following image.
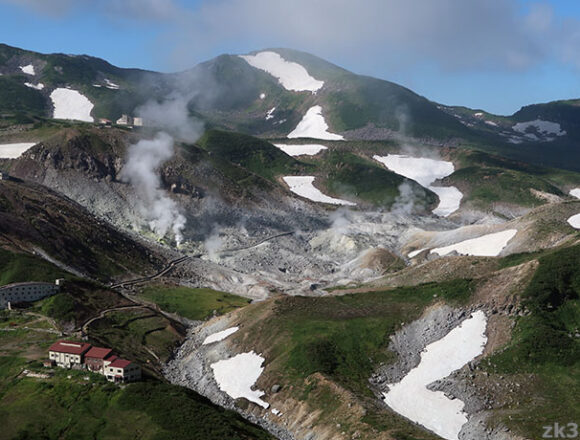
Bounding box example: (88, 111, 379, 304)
(105, 358, 142, 383)
(84, 346, 114, 373)
(48, 340, 92, 368)
(47, 340, 141, 382)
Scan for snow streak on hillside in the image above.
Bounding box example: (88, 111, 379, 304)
(373, 154, 462, 216)
(50, 88, 94, 122)
(384, 311, 487, 440)
(19, 64, 35, 75)
(24, 82, 44, 90)
(288, 106, 344, 140)
(430, 229, 517, 257)
(570, 188, 580, 199)
(283, 176, 355, 205)
(240, 51, 323, 92)
(203, 327, 239, 345)
(0, 143, 36, 159)
(273, 143, 327, 156)
(512, 119, 566, 137)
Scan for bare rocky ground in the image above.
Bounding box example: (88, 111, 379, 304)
(164, 316, 297, 440)
(9, 139, 579, 440)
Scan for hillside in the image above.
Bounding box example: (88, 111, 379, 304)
(1, 42, 580, 440)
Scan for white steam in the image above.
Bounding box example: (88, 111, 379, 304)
(121, 132, 186, 245)
(391, 182, 417, 215)
(204, 229, 223, 261)
(137, 94, 203, 142)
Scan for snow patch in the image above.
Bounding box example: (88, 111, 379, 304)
(568, 214, 580, 229)
(288, 105, 343, 140)
(240, 51, 323, 92)
(211, 351, 269, 408)
(24, 82, 44, 90)
(260, 93, 266, 99)
(474, 112, 483, 117)
(202, 327, 239, 345)
(484, 120, 498, 127)
(0, 142, 37, 159)
(569, 188, 580, 199)
(266, 107, 276, 120)
(430, 229, 517, 257)
(19, 64, 35, 75)
(283, 176, 355, 206)
(373, 154, 462, 217)
(273, 143, 327, 156)
(104, 78, 120, 90)
(384, 311, 487, 440)
(430, 186, 464, 217)
(50, 88, 94, 122)
(513, 119, 566, 137)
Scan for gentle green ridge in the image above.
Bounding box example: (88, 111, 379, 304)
(0, 249, 68, 286)
(140, 285, 251, 321)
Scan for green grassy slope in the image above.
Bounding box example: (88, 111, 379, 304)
(483, 244, 580, 437)
(234, 279, 474, 439)
(320, 150, 437, 209)
(140, 285, 251, 321)
(447, 149, 579, 209)
(0, 358, 274, 440)
(197, 129, 310, 181)
(0, 249, 68, 286)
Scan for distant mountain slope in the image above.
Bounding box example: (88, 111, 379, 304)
(2, 43, 580, 171)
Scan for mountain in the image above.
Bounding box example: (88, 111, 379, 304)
(1, 43, 580, 440)
(3, 43, 580, 170)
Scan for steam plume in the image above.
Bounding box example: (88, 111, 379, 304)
(121, 132, 186, 245)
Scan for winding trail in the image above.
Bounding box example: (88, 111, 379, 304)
(110, 255, 192, 289)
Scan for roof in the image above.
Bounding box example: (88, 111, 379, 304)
(1, 282, 56, 290)
(108, 358, 132, 369)
(85, 347, 113, 360)
(48, 340, 91, 355)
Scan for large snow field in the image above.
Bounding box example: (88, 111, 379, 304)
(568, 214, 580, 229)
(273, 143, 327, 156)
(383, 311, 488, 440)
(288, 106, 344, 140)
(240, 51, 323, 92)
(430, 229, 517, 257)
(373, 154, 462, 216)
(210, 351, 269, 408)
(283, 176, 356, 206)
(512, 119, 566, 137)
(570, 188, 580, 199)
(0, 142, 37, 159)
(19, 64, 35, 75)
(202, 327, 239, 345)
(50, 88, 94, 122)
(24, 82, 44, 90)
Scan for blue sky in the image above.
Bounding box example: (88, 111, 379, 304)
(1, 0, 579, 115)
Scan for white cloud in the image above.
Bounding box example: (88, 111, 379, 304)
(0, 0, 179, 20)
(5, 0, 580, 76)
(166, 0, 550, 72)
